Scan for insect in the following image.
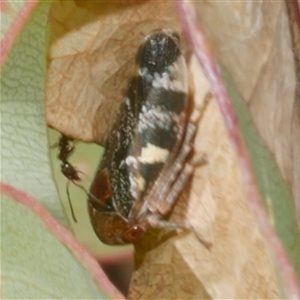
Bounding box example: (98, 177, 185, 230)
(88, 30, 202, 245)
(58, 135, 81, 182)
(57, 135, 82, 223)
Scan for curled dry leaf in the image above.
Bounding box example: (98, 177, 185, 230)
(128, 56, 279, 299)
(46, 0, 183, 144)
(191, 0, 300, 227)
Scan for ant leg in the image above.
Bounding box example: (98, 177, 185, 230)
(66, 180, 78, 223)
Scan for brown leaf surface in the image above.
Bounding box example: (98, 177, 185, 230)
(286, 0, 300, 238)
(192, 0, 300, 228)
(46, 0, 182, 144)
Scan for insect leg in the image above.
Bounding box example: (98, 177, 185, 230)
(149, 120, 197, 212)
(147, 213, 211, 249)
(156, 92, 213, 204)
(65, 180, 78, 223)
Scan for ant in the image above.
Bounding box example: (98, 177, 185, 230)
(57, 135, 83, 223)
(56, 134, 109, 224)
(58, 135, 81, 182)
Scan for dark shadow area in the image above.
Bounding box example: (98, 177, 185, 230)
(100, 256, 134, 297)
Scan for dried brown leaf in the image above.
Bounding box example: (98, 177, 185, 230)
(46, 0, 182, 144)
(192, 0, 300, 228)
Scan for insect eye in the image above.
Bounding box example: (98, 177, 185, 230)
(124, 225, 146, 243)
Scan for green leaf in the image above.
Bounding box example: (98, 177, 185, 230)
(1, 2, 67, 225)
(2, 192, 113, 299)
(1, 3, 125, 299)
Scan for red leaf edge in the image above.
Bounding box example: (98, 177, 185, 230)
(0, 0, 40, 69)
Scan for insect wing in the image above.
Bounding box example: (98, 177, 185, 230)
(89, 84, 138, 218)
(126, 31, 189, 212)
